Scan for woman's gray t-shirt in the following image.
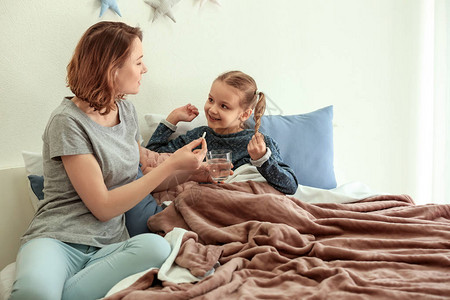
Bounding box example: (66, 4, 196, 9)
(21, 98, 140, 247)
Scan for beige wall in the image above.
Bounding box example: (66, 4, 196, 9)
(0, 167, 35, 269)
(0, 0, 428, 202)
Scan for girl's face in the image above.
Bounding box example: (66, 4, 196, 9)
(115, 37, 147, 95)
(204, 80, 252, 135)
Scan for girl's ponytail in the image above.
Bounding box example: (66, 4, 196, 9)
(253, 91, 266, 133)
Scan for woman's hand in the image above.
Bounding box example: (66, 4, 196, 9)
(166, 103, 199, 125)
(168, 137, 207, 171)
(247, 132, 267, 160)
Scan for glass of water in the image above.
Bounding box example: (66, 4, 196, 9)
(206, 150, 232, 183)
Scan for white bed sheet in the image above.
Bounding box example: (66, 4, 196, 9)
(226, 163, 380, 203)
(0, 262, 15, 300)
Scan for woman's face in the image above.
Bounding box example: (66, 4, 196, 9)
(204, 80, 251, 135)
(115, 37, 147, 95)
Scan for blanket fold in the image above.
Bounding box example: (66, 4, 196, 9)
(104, 228, 223, 299)
(114, 181, 450, 299)
(176, 231, 223, 277)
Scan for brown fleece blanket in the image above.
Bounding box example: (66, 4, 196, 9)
(109, 181, 450, 299)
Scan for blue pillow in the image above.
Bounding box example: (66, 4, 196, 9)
(28, 175, 44, 200)
(247, 105, 336, 189)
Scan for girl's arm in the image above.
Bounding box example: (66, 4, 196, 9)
(145, 122, 205, 153)
(166, 103, 199, 125)
(146, 104, 199, 152)
(255, 156, 298, 195)
(248, 134, 298, 194)
(145, 122, 181, 152)
(62, 138, 207, 222)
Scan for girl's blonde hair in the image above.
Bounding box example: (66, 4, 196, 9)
(215, 70, 266, 132)
(67, 21, 143, 115)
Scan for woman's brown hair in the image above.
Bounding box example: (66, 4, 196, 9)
(67, 21, 143, 115)
(215, 70, 266, 132)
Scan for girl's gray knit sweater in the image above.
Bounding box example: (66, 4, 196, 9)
(146, 123, 298, 194)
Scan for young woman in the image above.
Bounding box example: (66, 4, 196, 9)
(146, 70, 298, 195)
(9, 21, 208, 300)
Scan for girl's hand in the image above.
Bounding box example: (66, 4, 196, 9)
(169, 137, 207, 171)
(166, 103, 199, 125)
(247, 132, 267, 160)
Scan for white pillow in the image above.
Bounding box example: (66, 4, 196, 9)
(144, 113, 207, 141)
(21, 151, 43, 212)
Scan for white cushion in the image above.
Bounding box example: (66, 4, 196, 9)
(0, 262, 15, 300)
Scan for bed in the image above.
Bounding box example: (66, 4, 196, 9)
(1, 106, 449, 299)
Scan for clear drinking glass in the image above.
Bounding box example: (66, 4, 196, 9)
(206, 150, 232, 183)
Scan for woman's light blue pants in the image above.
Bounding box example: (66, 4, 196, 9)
(9, 233, 171, 300)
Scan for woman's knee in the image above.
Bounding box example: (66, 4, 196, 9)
(128, 233, 171, 267)
(10, 238, 80, 300)
(10, 282, 62, 300)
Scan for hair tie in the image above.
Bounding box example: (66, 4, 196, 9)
(255, 90, 260, 101)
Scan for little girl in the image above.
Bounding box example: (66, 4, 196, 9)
(146, 70, 298, 195)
